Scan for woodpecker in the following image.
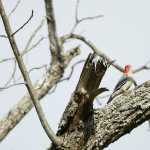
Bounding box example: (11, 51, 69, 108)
(107, 65, 134, 104)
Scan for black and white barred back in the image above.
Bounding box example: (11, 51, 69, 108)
(113, 74, 129, 93)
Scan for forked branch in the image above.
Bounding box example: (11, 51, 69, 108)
(61, 0, 103, 44)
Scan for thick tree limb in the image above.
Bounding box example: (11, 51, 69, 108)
(82, 80, 150, 150)
(0, 1, 62, 146)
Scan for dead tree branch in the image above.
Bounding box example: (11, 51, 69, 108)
(61, 0, 103, 44)
(12, 10, 34, 36)
(8, 0, 21, 18)
(0, 1, 62, 146)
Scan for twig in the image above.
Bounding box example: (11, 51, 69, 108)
(47, 60, 85, 95)
(79, 15, 104, 22)
(12, 10, 34, 36)
(21, 38, 44, 56)
(61, 0, 103, 43)
(0, 82, 27, 90)
(133, 61, 150, 73)
(75, 0, 80, 22)
(59, 60, 86, 82)
(15, 74, 22, 81)
(48, 84, 57, 94)
(35, 78, 46, 91)
(0, 35, 8, 38)
(75, 0, 103, 23)
(25, 52, 28, 67)
(95, 98, 102, 105)
(133, 80, 138, 86)
(23, 16, 47, 53)
(16, 15, 47, 81)
(0, 57, 15, 63)
(8, 0, 21, 18)
(97, 94, 111, 99)
(28, 64, 47, 74)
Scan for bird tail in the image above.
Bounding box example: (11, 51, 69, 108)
(107, 95, 113, 104)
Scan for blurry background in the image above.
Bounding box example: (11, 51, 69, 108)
(0, 0, 150, 149)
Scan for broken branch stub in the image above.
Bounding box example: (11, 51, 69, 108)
(75, 53, 109, 104)
(74, 53, 110, 120)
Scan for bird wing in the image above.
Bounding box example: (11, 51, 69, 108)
(113, 74, 128, 93)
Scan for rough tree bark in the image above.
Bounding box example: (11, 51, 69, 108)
(48, 53, 150, 150)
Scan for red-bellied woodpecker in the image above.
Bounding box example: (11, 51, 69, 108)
(107, 65, 134, 104)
